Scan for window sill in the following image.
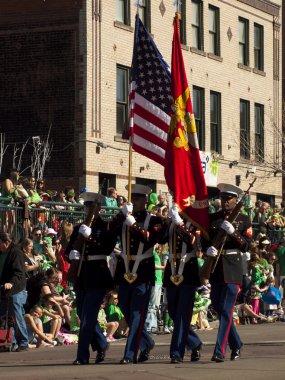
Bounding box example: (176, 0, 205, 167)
(237, 63, 252, 72)
(181, 44, 189, 51)
(207, 53, 223, 62)
(114, 21, 134, 33)
(190, 47, 206, 57)
(252, 68, 266, 77)
(114, 136, 129, 143)
(239, 157, 252, 164)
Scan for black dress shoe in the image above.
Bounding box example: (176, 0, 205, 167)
(191, 343, 202, 362)
(72, 359, 89, 365)
(137, 342, 155, 363)
(211, 354, 224, 363)
(230, 349, 241, 361)
(119, 358, 134, 364)
(95, 344, 109, 364)
(170, 355, 183, 364)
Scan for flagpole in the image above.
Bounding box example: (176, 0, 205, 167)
(128, 137, 133, 201)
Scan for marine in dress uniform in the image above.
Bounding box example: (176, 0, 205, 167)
(163, 206, 202, 363)
(66, 192, 124, 365)
(114, 184, 167, 364)
(204, 184, 252, 362)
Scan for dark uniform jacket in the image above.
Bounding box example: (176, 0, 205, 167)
(66, 214, 124, 291)
(0, 245, 26, 295)
(163, 222, 200, 288)
(205, 210, 252, 284)
(114, 210, 167, 287)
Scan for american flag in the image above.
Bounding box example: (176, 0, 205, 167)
(129, 15, 172, 166)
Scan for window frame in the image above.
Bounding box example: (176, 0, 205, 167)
(115, 0, 130, 25)
(238, 17, 249, 66)
(208, 4, 220, 56)
(137, 0, 151, 32)
(193, 85, 205, 151)
(254, 23, 264, 71)
(210, 91, 222, 154)
(191, 0, 204, 51)
(240, 99, 250, 159)
(254, 103, 264, 162)
(180, 0, 187, 45)
(116, 65, 130, 138)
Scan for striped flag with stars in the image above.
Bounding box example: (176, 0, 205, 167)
(129, 14, 171, 166)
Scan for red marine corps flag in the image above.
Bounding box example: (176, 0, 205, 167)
(165, 14, 209, 235)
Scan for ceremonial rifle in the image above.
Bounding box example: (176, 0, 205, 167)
(66, 204, 97, 284)
(200, 178, 256, 281)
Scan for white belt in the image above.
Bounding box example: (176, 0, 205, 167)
(86, 255, 107, 261)
(120, 250, 153, 263)
(223, 249, 239, 255)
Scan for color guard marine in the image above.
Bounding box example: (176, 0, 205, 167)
(66, 192, 124, 365)
(163, 206, 202, 363)
(203, 183, 252, 362)
(113, 184, 167, 364)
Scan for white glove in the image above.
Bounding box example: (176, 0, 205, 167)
(171, 206, 183, 225)
(242, 251, 251, 261)
(220, 220, 235, 235)
(122, 202, 133, 216)
(69, 249, 80, 260)
(206, 246, 218, 257)
(125, 215, 136, 227)
(79, 224, 92, 238)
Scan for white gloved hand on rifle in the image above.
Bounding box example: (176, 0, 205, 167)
(171, 205, 183, 226)
(206, 246, 218, 257)
(122, 202, 133, 216)
(125, 215, 136, 227)
(69, 249, 80, 261)
(79, 224, 92, 238)
(220, 220, 235, 235)
(242, 251, 251, 261)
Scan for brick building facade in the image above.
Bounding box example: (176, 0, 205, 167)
(0, 0, 282, 205)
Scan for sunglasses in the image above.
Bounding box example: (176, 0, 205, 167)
(34, 233, 42, 236)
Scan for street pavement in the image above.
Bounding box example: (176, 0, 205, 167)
(0, 322, 285, 380)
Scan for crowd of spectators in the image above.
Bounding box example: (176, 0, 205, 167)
(0, 171, 285, 354)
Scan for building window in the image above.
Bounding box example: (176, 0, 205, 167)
(208, 5, 220, 56)
(255, 103, 264, 161)
(239, 17, 249, 65)
(193, 86, 205, 151)
(254, 23, 264, 71)
(116, 65, 130, 138)
(180, 0, 187, 45)
(240, 99, 250, 159)
(136, 177, 156, 193)
(210, 91, 221, 154)
(191, 0, 203, 50)
(138, 0, 151, 32)
(116, 0, 130, 25)
(99, 173, 116, 196)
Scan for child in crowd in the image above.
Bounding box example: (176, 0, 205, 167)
(24, 305, 56, 347)
(70, 301, 80, 334)
(98, 303, 119, 342)
(41, 298, 62, 341)
(105, 291, 128, 338)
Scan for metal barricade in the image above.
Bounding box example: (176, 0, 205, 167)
(0, 198, 120, 242)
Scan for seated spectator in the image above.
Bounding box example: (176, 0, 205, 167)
(24, 305, 55, 347)
(98, 302, 119, 342)
(70, 300, 80, 334)
(105, 291, 128, 338)
(41, 298, 62, 341)
(1, 169, 21, 234)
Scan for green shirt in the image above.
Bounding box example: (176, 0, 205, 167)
(70, 307, 80, 332)
(0, 252, 7, 280)
(197, 258, 205, 269)
(153, 250, 163, 285)
(276, 246, 285, 276)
